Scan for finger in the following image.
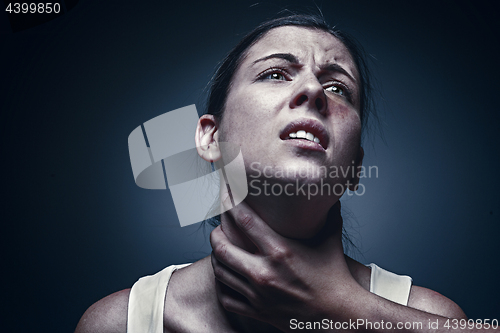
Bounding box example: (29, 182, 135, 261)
(215, 280, 259, 319)
(210, 225, 261, 278)
(222, 197, 284, 253)
(211, 252, 256, 301)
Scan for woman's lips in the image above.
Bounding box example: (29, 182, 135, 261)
(280, 118, 329, 150)
(283, 136, 325, 151)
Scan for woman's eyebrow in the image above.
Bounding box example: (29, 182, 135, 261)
(252, 53, 299, 66)
(251, 53, 357, 84)
(320, 63, 357, 84)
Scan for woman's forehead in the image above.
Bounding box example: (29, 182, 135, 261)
(243, 26, 358, 80)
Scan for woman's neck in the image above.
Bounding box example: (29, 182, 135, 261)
(216, 195, 346, 332)
(221, 190, 342, 251)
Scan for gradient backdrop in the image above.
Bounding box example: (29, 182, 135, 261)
(1, 0, 499, 331)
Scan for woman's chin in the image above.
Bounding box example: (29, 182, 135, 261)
(247, 178, 342, 204)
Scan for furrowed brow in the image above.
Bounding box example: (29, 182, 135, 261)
(252, 53, 299, 66)
(320, 63, 357, 84)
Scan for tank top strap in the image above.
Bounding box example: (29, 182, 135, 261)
(367, 263, 413, 306)
(127, 263, 191, 333)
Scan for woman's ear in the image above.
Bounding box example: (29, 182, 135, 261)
(348, 146, 364, 191)
(195, 114, 221, 162)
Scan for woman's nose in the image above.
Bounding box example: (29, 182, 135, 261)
(289, 77, 327, 115)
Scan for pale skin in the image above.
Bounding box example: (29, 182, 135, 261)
(75, 26, 491, 332)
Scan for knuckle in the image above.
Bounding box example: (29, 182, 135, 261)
(236, 211, 254, 232)
(270, 245, 291, 262)
(252, 268, 273, 287)
(213, 243, 228, 262)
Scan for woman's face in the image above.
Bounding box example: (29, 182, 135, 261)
(219, 26, 362, 194)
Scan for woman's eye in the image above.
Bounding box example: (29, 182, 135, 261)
(257, 67, 290, 82)
(325, 85, 344, 96)
(265, 72, 286, 80)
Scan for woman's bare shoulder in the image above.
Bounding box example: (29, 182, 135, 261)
(345, 257, 467, 319)
(74, 289, 130, 333)
(408, 285, 467, 319)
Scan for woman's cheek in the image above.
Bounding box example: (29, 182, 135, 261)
(330, 100, 355, 119)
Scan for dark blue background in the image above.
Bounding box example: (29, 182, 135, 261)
(1, 0, 499, 331)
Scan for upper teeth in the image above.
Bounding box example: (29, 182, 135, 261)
(289, 130, 320, 144)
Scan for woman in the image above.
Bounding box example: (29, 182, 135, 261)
(75, 14, 474, 333)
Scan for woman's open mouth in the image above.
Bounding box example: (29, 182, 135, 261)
(280, 118, 329, 150)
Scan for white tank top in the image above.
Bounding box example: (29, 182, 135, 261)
(127, 263, 412, 333)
